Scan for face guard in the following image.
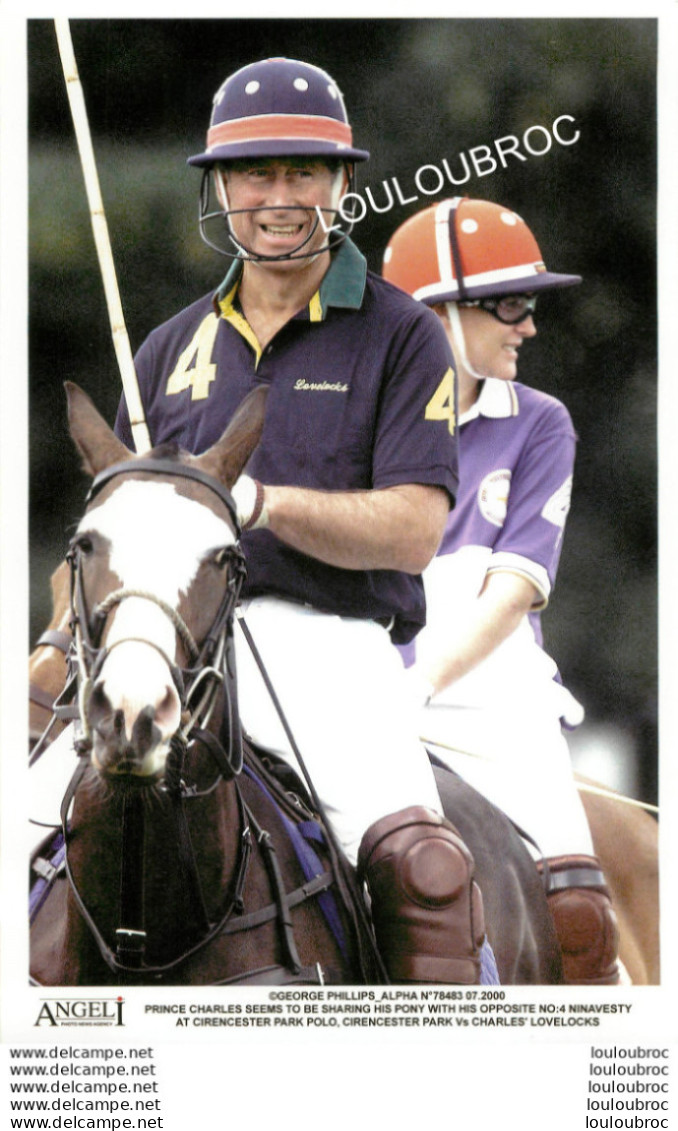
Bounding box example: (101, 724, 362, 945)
(196, 163, 361, 262)
(188, 58, 369, 262)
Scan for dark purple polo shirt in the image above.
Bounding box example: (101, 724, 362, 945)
(115, 239, 458, 643)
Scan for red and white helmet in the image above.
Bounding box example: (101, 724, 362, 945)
(188, 57, 369, 167)
(382, 197, 581, 303)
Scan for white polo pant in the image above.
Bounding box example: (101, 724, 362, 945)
(235, 597, 443, 864)
(420, 700, 594, 860)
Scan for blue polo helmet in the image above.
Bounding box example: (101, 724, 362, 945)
(188, 57, 369, 167)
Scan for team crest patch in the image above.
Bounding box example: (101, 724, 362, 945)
(477, 469, 511, 527)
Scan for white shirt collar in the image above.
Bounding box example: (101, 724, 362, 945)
(460, 378, 519, 425)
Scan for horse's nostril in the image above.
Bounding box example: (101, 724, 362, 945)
(154, 685, 181, 738)
(131, 705, 160, 759)
(86, 661, 181, 777)
(88, 682, 113, 729)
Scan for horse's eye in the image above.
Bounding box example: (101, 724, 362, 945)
(213, 548, 231, 569)
(76, 535, 94, 555)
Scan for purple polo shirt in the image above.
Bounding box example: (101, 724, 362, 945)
(115, 239, 458, 643)
(400, 376, 576, 666)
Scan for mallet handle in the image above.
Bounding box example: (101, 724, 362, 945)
(54, 19, 151, 454)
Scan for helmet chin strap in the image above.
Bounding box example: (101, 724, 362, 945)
(445, 302, 490, 383)
(205, 167, 350, 263)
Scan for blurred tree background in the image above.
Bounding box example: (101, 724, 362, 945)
(28, 18, 657, 802)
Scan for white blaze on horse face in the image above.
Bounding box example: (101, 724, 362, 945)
(79, 480, 236, 772)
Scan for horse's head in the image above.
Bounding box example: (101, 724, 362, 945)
(64, 381, 267, 783)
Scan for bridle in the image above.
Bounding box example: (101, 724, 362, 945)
(69, 457, 246, 764)
(59, 457, 253, 978)
(34, 456, 382, 985)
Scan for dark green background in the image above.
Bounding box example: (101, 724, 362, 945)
(28, 18, 657, 800)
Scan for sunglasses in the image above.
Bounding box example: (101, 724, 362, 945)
(458, 294, 538, 325)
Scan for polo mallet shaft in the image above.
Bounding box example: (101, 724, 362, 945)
(422, 737, 658, 814)
(54, 19, 151, 454)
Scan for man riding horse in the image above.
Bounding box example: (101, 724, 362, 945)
(59, 55, 487, 985)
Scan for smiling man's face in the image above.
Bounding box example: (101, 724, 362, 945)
(216, 157, 346, 267)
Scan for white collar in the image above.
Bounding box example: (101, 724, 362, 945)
(460, 378, 519, 425)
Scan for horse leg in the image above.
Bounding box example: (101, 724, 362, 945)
(357, 806, 485, 984)
(580, 785, 660, 984)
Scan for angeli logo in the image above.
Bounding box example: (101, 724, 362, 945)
(34, 996, 125, 1027)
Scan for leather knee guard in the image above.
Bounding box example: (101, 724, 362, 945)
(358, 806, 485, 984)
(540, 855, 621, 985)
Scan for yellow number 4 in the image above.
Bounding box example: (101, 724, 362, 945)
(166, 315, 218, 401)
(425, 367, 456, 434)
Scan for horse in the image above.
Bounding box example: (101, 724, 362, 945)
(578, 779, 660, 985)
(29, 381, 569, 987)
(30, 382, 377, 986)
(30, 567, 660, 985)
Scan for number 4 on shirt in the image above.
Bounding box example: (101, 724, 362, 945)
(425, 367, 456, 434)
(166, 316, 219, 401)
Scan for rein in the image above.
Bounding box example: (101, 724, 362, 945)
(57, 747, 255, 978)
(47, 456, 343, 984)
(59, 456, 253, 977)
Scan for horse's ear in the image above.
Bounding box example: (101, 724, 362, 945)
(65, 382, 134, 476)
(193, 385, 269, 489)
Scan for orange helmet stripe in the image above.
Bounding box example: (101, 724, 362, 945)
(206, 114, 354, 152)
